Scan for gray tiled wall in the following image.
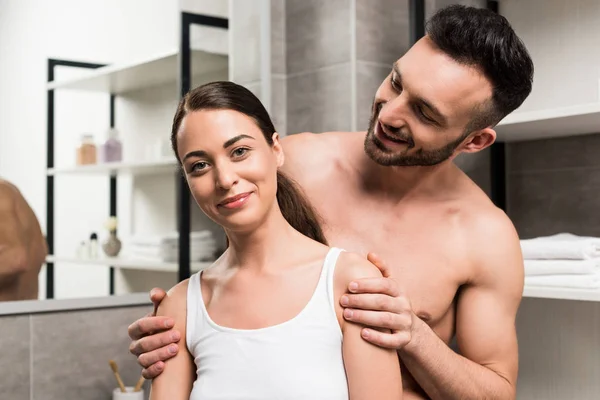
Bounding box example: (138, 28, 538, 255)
(507, 133, 600, 239)
(229, 0, 288, 135)
(0, 315, 30, 399)
(356, 0, 410, 67)
(0, 305, 151, 400)
(356, 62, 391, 132)
(287, 64, 353, 133)
(355, 0, 409, 132)
(285, 0, 351, 74)
(285, 0, 353, 134)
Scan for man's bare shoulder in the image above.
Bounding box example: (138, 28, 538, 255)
(280, 131, 365, 185)
(458, 193, 524, 293)
(281, 131, 364, 156)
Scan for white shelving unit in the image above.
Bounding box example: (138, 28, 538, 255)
(47, 48, 227, 94)
(46, 255, 212, 273)
(47, 158, 178, 176)
(495, 102, 600, 142)
(523, 285, 600, 302)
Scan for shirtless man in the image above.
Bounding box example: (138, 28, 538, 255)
(128, 5, 533, 399)
(0, 179, 47, 301)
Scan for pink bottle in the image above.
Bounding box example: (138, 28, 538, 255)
(99, 128, 123, 163)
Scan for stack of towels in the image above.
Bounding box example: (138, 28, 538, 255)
(127, 230, 218, 263)
(521, 233, 600, 289)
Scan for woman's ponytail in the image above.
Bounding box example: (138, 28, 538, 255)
(276, 171, 328, 245)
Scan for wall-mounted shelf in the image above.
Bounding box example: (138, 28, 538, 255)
(495, 102, 600, 142)
(47, 48, 228, 94)
(523, 285, 600, 302)
(47, 159, 178, 176)
(46, 255, 212, 273)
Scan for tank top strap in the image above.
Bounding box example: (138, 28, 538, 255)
(186, 271, 202, 349)
(321, 247, 344, 321)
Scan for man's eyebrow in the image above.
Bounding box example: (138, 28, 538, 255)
(392, 62, 447, 125)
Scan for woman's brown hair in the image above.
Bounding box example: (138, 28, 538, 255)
(171, 81, 328, 246)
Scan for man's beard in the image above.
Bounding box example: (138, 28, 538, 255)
(364, 102, 465, 167)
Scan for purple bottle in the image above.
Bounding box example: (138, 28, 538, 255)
(100, 128, 123, 163)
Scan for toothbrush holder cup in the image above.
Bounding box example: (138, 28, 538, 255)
(113, 387, 144, 400)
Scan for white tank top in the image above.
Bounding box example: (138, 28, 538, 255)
(186, 247, 349, 400)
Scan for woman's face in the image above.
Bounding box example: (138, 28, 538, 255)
(176, 109, 283, 232)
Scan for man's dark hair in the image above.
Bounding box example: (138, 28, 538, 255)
(426, 4, 534, 131)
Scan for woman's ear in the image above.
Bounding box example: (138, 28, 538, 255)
(272, 132, 285, 168)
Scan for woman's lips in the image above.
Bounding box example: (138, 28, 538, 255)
(218, 192, 252, 209)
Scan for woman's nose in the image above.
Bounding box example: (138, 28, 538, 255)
(215, 166, 238, 190)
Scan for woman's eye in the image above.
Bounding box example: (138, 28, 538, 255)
(232, 147, 248, 157)
(191, 161, 207, 172)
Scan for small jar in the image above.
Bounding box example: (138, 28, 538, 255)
(99, 128, 123, 163)
(76, 134, 97, 165)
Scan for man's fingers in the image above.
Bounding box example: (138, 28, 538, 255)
(360, 327, 412, 350)
(137, 342, 179, 369)
(348, 276, 400, 297)
(142, 361, 165, 380)
(129, 329, 181, 357)
(343, 308, 412, 331)
(127, 316, 174, 341)
(341, 293, 398, 312)
(149, 287, 168, 314)
(366, 252, 392, 278)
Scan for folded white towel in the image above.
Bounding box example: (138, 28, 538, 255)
(520, 233, 600, 260)
(524, 273, 600, 289)
(128, 245, 216, 260)
(129, 230, 213, 247)
(524, 259, 600, 276)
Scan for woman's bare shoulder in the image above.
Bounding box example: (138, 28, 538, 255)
(334, 251, 383, 288)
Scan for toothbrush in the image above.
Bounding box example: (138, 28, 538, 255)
(109, 360, 127, 393)
(133, 375, 145, 392)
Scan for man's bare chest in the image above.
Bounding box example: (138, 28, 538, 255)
(320, 202, 469, 328)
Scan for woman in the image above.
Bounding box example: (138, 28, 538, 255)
(150, 81, 402, 400)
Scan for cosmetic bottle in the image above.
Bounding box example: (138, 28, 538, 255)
(76, 241, 87, 258)
(99, 128, 123, 163)
(89, 232, 99, 258)
(76, 134, 97, 165)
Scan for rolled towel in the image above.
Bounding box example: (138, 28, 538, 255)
(520, 233, 600, 260)
(524, 273, 600, 289)
(524, 259, 600, 276)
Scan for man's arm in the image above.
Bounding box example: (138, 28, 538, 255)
(399, 214, 524, 400)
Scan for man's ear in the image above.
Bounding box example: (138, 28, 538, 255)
(460, 128, 496, 153)
(272, 132, 285, 167)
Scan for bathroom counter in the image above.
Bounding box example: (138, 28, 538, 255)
(0, 293, 151, 316)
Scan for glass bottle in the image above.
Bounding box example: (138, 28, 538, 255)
(76, 134, 97, 165)
(99, 128, 123, 163)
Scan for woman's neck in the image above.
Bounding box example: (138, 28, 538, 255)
(224, 204, 303, 272)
